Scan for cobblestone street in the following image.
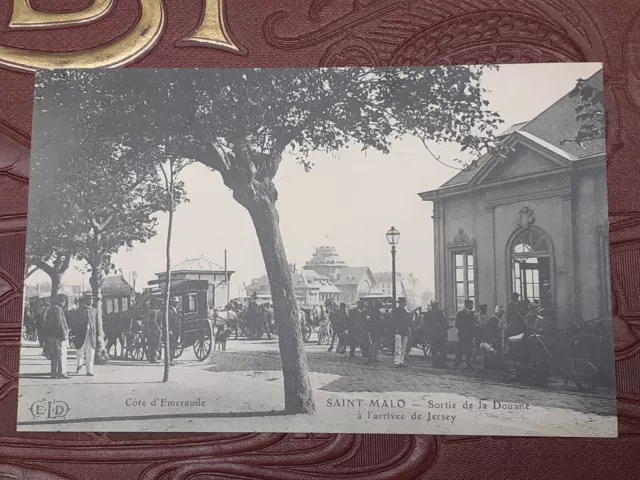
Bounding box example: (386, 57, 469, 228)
(17, 338, 617, 435)
(208, 339, 616, 417)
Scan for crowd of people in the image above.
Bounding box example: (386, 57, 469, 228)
(320, 289, 555, 374)
(23, 292, 186, 379)
(324, 298, 417, 367)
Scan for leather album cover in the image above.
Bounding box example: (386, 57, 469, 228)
(1, 0, 639, 478)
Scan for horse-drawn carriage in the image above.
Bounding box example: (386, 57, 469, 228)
(97, 279, 214, 362)
(300, 306, 331, 344)
(144, 279, 214, 362)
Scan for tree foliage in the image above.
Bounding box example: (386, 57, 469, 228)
(31, 66, 501, 410)
(568, 77, 605, 144)
(30, 70, 189, 302)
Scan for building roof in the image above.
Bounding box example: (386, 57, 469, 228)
(373, 272, 404, 283)
(168, 256, 224, 272)
(100, 275, 133, 296)
(433, 69, 604, 191)
(496, 121, 528, 138)
(334, 267, 374, 286)
(247, 270, 341, 294)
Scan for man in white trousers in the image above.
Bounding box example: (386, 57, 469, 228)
(391, 298, 411, 367)
(75, 296, 99, 376)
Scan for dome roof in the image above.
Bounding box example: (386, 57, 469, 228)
(304, 245, 348, 268)
(170, 257, 224, 272)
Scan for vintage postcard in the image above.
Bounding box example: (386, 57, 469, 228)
(18, 64, 617, 436)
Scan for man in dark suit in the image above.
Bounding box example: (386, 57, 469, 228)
(506, 292, 522, 337)
(426, 301, 450, 368)
(454, 299, 477, 369)
(146, 298, 162, 363)
(391, 298, 411, 367)
(168, 297, 182, 366)
(365, 300, 383, 363)
(44, 294, 70, 379)
(348, 300, 367, 357)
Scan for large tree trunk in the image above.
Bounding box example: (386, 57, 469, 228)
(239, 181, 315, 414)
(89, 258, 105, 348)
(50, 271, 61, 299)
(162, 194, 174, 383)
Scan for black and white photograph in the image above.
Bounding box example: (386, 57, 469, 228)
(18, 63, 617, 436)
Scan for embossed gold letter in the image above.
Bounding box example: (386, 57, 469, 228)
(0, 0, 166, 72)
(9, 0, 114, 29)
(176, 0, 245, 55)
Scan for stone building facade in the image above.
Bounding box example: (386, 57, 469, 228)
(419, 71, 610, 329)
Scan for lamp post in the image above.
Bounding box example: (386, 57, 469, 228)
(386, 226, 400, 306)
(132, 271, 138, 293)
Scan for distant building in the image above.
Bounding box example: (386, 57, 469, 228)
(302, 246, 377, 304)
(372, 272, 404, 297)
(250, 246, 379, 306)
(87, 275, 134, 314)
(303, 245, 348, 281)
(245, 264, 342, 306)
(335, 267, 377, 304)
(154, 256, 234, 309)
(371, 272, 421, 308)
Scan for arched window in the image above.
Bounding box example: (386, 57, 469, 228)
(509, 227, 552, 303)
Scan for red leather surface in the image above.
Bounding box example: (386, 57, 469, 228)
(1, 1, 640, 478)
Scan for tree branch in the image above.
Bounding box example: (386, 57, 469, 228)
(30, 258, 55, 277)
(25, 265, 39, 279)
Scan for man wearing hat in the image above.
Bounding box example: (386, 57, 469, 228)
(168, 297, 182, 365)
(75, 295, 100, 376)
(146, 297, 162, 363)
(391, 298, 411, 367)
(426, 301, 450, 368)
(454, 299, 477, 369)
(332, 302, 350, 354)
(43, 294, 70, 379)
(506, 292, 522, 337)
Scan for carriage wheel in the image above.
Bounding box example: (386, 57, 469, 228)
(173, 343, 184, 359)
(128, 332, 145, 361)
(193, 323, 213, 361)
(301, 323, 312, 343)
(422, 340, 432, 357)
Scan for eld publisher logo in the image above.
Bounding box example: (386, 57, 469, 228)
(30, 398, 69, 420)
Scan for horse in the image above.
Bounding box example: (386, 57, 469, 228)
(212, 307, 239, 338)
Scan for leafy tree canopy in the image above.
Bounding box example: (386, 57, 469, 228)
(38, 67, 502, 194)
(569, 77, 605, 144)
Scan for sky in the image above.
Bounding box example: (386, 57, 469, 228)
(27, 62, 602, 298)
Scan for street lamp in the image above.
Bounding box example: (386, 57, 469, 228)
(386, 226, 400, 305)
(132, 271, 138, 293)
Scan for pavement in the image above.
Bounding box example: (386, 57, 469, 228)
(16, 337, 618, 436)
